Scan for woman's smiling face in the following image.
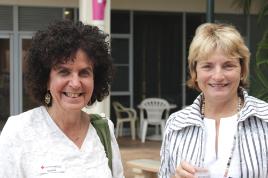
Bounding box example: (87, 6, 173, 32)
(196, 49, 241, 102)
(47, 49, 94, 111)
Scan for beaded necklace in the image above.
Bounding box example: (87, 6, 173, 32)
(201, 95, 241, 178)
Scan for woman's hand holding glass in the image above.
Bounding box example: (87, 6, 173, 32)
(173, 161, 210, 178)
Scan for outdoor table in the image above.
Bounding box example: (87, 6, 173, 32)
(127, 159, 160, 178)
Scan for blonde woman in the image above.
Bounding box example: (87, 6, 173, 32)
(159, 23, 268, 178)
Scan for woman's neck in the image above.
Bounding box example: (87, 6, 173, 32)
(46, 106, 89, 148)
(47, 106, 85, 131)
(203, 95, 240, 121)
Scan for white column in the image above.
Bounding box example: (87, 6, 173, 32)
(79, 0, 111, 117)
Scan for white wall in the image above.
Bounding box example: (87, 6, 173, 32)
(0, 0, 78, 7)
(112, 0, 206, 12)
(111, 0, 261, 14)
(0, 0, 261, 14)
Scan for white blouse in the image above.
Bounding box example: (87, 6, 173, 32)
(204, 114, 240, 178)
(0, 106, 124, 178)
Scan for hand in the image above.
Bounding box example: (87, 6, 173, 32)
(173, 161, 196, 178)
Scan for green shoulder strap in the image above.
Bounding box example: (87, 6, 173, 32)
(89, 114, 113, 172)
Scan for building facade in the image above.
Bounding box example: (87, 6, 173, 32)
(0, 0, 267, 127)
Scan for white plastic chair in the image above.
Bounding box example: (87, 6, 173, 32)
(112, 101, 137, 140)
(138, 98, 170, 143)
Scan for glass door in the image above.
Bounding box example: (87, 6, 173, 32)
(20, 35, 38, 112)
(0, 36, 11, 129)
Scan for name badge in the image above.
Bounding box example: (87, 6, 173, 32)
(39, 165, 65, 174)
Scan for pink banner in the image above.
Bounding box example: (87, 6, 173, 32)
(92, 0, 106, 20)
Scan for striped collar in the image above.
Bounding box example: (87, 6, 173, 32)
(167, 88, 268, 131)
(239, 89, 268, 122)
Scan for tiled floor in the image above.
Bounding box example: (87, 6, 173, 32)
(118, 136, 161, 178)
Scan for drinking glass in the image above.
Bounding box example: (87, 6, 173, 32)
(193, 161, 211, 178)
(195, 170, 211, 178)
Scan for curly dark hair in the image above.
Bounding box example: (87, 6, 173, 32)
(24, 20, 114, 106)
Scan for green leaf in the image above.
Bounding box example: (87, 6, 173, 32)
(256, 69, 268, 87)
(258, 2, 268, 22)
(256, 30, 268, 67)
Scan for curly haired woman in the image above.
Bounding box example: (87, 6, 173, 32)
(0, 20, 124, 178)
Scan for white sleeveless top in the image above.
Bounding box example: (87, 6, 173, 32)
(204, 114, 240, 178)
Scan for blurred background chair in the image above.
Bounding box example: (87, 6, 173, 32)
(112, 101, 137, 140)
(138, 98, 170, 143)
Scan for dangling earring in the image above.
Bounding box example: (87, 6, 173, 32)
(45, 91, 51, 106)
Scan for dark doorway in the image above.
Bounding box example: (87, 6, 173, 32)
(133, 11, 183, 108)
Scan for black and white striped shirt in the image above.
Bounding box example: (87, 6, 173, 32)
(159, 89, 268, 178)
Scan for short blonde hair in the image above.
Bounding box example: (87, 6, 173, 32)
(187, 23, 250, 91)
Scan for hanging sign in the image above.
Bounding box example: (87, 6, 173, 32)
(92, 0, 106, 20)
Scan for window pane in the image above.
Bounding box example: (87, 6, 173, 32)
(0, 39, 10, 129)
(111, 10, 130, 34)
(111, 38, 129, 64)
(0, 6, 13, 30)
(19, 7, 62, 31)
(111, 66, 129, 91)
